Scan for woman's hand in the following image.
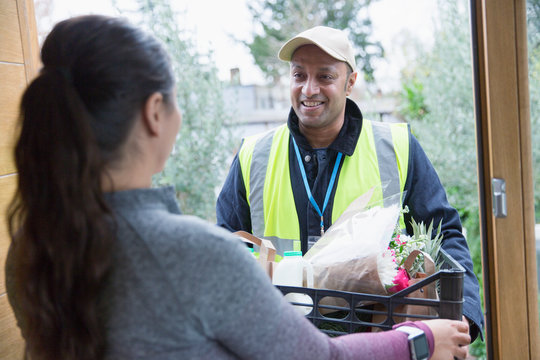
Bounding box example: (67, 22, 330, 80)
(422, 318, 471, 359)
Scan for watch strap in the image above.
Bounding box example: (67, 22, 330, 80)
(395, 326, 430, 360)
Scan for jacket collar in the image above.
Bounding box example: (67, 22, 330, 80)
(287, 98, 363, 156)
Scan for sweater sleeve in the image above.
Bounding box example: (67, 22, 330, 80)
(191, 224, 416, 360)
(331, 330, 419, 360)
(403, 134, 484, 340)
(393, 321, 435, 358)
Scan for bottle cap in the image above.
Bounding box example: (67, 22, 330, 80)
(284, 251, 303, 257)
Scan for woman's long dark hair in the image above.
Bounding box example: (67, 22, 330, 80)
(7, 15, 174, 360)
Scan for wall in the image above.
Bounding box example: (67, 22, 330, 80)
(0, 0, 39, 358)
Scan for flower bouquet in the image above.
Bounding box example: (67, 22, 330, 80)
(304, 188, 400, 296)
(304, 187, 444, 318)
(379, 207, 444, 295)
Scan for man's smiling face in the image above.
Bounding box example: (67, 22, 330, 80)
(289, 44, 355, 132)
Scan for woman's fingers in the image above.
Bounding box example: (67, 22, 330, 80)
(452, 326, 471, 359)
(458, 316, 470, 333)
(422, 319, 472, 360)
(455, 345, 469, 359)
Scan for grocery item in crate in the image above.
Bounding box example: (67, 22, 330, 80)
(303, 186, 450, 325)
(304, 189, 401, 296)
(234, 230, 277, 278)
(276, 249, 464, 336)
(305, 186, 445, 294)
(272, 251, 314, 315)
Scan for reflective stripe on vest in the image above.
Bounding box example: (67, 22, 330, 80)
(238, 120, 409, 256)
(238, 125, 300, 256)
(332, 120, 409, 226)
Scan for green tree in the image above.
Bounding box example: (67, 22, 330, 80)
(399, 77, 428, 121)
(119, 0, 234, 221)
(244, 0, 383, 83)
(400, 1, 478, 229)
(397, 1, 486, 357)
(528, 0, 540, 48)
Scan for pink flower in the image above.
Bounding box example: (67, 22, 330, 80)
(394, 234, 408, 246)
(388, 268, 410, 293)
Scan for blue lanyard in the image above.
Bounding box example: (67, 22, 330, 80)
(291, 137, 343, 236)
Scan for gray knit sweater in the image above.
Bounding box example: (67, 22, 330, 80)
(6, 186, 432, 359)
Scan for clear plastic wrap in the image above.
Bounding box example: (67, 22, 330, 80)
(304, 187, 402, 295)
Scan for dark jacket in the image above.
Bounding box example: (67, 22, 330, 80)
(217, 99, 484, 340)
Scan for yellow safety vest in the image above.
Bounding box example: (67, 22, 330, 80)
(238, 120, 410, 256)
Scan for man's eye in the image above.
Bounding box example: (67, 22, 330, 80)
(293, 73, 304, 79)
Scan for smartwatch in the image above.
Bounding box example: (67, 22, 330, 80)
(395, 326, 430, 360)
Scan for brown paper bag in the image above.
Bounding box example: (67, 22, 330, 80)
(313, 254, 387, 294)
(234, 231, 277, 280)
(313, 254, 388, 314)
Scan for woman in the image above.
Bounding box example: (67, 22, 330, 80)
(5, 15, 470, 360)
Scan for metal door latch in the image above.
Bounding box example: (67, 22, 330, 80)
(492, 178, 507, 218)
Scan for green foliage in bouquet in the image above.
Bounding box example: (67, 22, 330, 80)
(408, 218, 444, 274)
(388, 206, 444, 278)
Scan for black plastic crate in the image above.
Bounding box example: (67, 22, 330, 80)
(276, 249, 464, 336)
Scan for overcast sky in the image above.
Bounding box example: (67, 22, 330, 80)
(39, 0, 437, 91)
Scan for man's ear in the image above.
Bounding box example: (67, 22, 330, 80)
(345, 72, 358, 96)
(142, 92, 164, 136)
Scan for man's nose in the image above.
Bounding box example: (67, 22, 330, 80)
(302, 77, 319, 97)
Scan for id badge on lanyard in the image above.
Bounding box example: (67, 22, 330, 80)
(307, 235, 321, 251)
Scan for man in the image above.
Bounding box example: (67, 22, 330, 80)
(216, 26, 483, 341)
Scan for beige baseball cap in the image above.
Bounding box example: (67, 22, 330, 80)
(278, 26, 356, 71)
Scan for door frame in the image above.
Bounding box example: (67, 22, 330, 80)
(471, 0, 540, 358)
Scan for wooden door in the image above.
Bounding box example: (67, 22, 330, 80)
(472, 0, 540, 358)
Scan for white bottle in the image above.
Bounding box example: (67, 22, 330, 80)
(272, 251, 314, 315)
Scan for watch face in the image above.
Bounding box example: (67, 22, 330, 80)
(412, 335, 430, 359)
